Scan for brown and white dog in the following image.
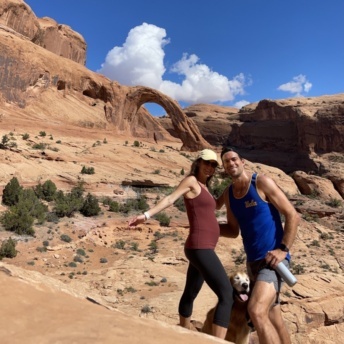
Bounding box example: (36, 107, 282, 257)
(202, 271, 251, 344)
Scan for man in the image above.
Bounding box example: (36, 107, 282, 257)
(218, 147, 300, 344)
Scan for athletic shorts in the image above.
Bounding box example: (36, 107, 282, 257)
(247, 258, 290, 304)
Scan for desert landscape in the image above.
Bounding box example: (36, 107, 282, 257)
(0, 1, 343, 343)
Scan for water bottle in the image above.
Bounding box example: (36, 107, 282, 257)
(275, 261, 297, 287)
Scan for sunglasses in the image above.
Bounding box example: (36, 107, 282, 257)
(202, 160, 218, 168)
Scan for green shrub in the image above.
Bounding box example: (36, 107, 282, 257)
(130, 242, 139, 251)
(46, 212, 59, 223)
(153, 231, 164, 240)
(71, 183, 85, 198)
(125, 286, 137, 293)
(109, 200, 120, 212)
(80, 193, 101, 217)
(141, 305, 152, 314)
(36, 246, 47, 253)
(0, 134, 10, 149)
(145, 280, 159, 286)
(310, 240, 320, 247)
(155, 212, 170, 226)
(34, 180, 57, 202)
(325, 198, 342, 208)
(18, 188, 48, 224)
(292, 264, 305, 274)
(302, 212, 319, 222)
(32, 143, 47, 150)
(73, 255, 84, 263)
(1, 206, 35, 235)
(22, 133, 30, 140)
(307, 189, 320, 199)
(2, 177, 22, 206)
(60, 234, 72, 243)
(148, 240, 158, 253)
(76, 248, 86, 256)
(0, 237, 17, 259)
(320, 232, 333, 240)
(210, 177, 232, 198)
(53, 190, 84, 218)
(114, 240, 126, 249)
(174, 197, 186, 212)
(119, 196, 148, 214)
(102, 197, 112, 206)
(81, 166, 95, 175)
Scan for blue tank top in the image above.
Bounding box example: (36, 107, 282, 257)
(229, 173, 289, 262)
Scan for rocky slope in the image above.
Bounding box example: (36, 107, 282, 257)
(0, 1, 343, 343)
(0, 123, 343, 344)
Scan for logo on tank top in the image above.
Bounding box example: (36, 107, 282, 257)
(245, 199, 257, 208)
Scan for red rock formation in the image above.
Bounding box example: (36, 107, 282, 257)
(0, 0, 86, 65)
(125, 87, 210, 151)
(0, 0, 40, 40)
(159, 96, 344, 173)
(292, 171, 342, 201)
(159, 103, 239, 146)
(0, 1, 210, 152)
(238, 97, 344, 154)
(33, 17, 86, 65)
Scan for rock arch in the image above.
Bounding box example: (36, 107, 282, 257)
(124, 86, 211, 151)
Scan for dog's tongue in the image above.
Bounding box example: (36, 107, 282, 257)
(240, 294, 249, 302)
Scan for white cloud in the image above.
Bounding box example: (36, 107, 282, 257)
(98, 23, 168, 88)
(234, 100, 250, 109)
(277, 74, 312, 96)
(98, 23, 247, 105)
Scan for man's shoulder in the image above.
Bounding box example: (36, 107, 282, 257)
(256, 173, 273, 183)
(256, 173, 279, 193)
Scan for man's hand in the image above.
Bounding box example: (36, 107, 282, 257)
(265, 249, 287, 268)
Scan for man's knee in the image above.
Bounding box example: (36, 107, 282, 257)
(248, 301, 270, 322)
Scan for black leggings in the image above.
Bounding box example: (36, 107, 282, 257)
(178, 248, 233, 328)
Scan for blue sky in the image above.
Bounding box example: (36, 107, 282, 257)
(25, 0, 344, 116)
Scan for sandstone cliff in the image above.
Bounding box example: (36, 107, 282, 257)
(0, 0, 209, 151)
(0, 1, 343, 343)
(158, 96, 344, 174)
(0, 0, 86, 64)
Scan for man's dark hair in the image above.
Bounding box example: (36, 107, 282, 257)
(220, 146, 242, 160)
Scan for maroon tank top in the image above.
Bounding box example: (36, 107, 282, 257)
(184, 185, 220, 249)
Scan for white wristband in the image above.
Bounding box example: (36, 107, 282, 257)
(144, 211, 151, 220)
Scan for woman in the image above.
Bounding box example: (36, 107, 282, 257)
(128, 149, 233, 339)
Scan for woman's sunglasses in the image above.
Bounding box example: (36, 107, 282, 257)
(202, 160, 218, 168)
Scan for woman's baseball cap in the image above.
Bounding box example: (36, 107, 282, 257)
(197, 149, 219, 166)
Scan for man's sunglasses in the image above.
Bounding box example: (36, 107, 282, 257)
(202, 160, 218, 168)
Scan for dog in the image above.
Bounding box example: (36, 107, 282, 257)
(202, 271, 251, 344)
